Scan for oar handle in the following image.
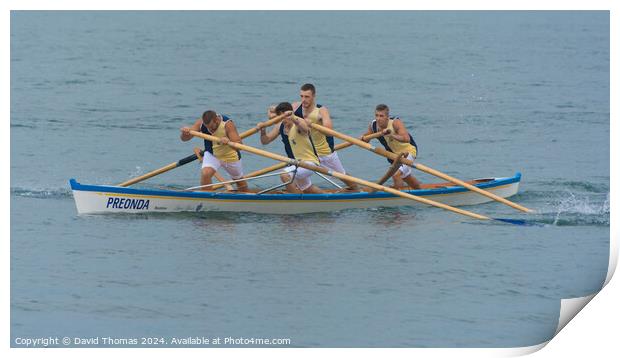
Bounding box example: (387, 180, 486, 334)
(238, 111, 289, 138)
(189, 130, 491, 221)
(332, 130, 385, 151)
(309, 122, 390, 155)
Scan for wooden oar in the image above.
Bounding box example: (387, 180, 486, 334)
(372, 152, 408, 191)
(117, 111, 290, 187)
(308, 122, 534, 213)
(210, 130, 387, 190)
(189, 130, 492, 221)
(117, 153, 200, 188)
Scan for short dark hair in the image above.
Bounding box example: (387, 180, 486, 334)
(300, 83, 316, 95)
(202, 110, 218, 123)
(275, 102, 293, 115)
(375, 104, 390, 113)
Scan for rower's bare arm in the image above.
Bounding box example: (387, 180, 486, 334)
(391, 119, 410, 143)
(180, 119, 202, 141)
(224, 120, 243, 144)
(259, 123, 281, 145)
(292, 115, 310, 134)
(319, 107, 333, 129)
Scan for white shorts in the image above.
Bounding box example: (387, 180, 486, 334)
(398, 153, 416, 178)
(282, 163, 317, 191)
(201, 151, 244, 179)
(319, 151, 346, 174)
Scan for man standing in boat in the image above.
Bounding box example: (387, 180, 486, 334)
(291, 83, 359, 191)
(363, 104, 422, 189)
(258, 102, 324, 194)
(180, 111, 248, 191)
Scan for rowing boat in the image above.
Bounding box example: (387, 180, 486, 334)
(69, 172, 521, 215)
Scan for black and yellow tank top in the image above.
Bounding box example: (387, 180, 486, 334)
(371, 118, 418, 162)
(279, 122, 320, 164)
(200, 114, 241, 163)
(294, 104, 334, 157)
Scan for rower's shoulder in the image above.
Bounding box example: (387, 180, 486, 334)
(391, 117, 409, 131)
(223, 117, 237, 129)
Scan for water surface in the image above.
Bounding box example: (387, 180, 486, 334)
(10, 11, 609, 347)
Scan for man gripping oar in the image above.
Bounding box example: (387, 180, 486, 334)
(180, 110, 248, 192)
(362, 104, 422, 189)
(258, 102, 324, 194)
(292, 83, 359, 190)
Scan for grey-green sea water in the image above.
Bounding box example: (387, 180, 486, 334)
(10, 11, 609, 347)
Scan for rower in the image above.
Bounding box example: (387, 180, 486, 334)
(180, 110, 248, 191)
(362, 104, 422, 189)
(292, 83, 359, 191)
(257, 102, 324, 194)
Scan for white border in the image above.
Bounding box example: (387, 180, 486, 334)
(3, 1, 617, 357)
(1, 0, 619, 11)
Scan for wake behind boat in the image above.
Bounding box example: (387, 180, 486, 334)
(69, 173, 521, 215)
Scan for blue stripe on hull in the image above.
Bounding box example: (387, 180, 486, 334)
(69, 173, 521, 201)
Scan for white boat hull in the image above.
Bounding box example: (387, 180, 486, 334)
(69, 173, 522, 215)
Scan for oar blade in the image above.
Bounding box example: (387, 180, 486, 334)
(493, 218, 528, 226)
(492, 218, 542, 226)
